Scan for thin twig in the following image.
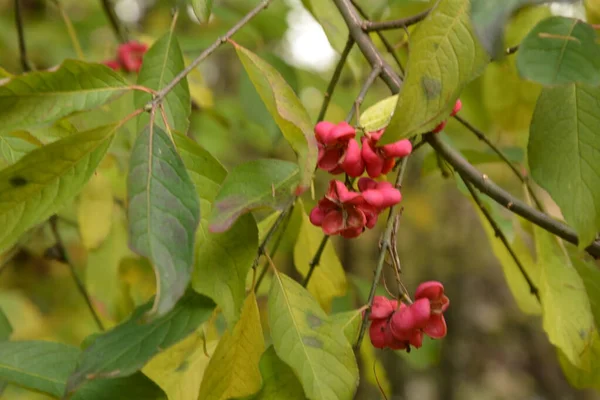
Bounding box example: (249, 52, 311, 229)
(14, 0, 31, 72)
(52, 0, 84, 59)
(252, 200, 295, 272)
(363, 9, 430, 32)
(151, 0, 271, 108)
(303, 235, 329, 287)
(426, 133, 600, 258)
(49, 216, 104, 331)
(355, 156, 410, 350)
(454, 115, 545, 211)
(346, 65, 382, 123)
(101, 0, 127, 43)
(460, 175, 540, 301)
(317, 36, 354, 122)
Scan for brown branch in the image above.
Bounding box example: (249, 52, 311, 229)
(363, 9, 430, 32)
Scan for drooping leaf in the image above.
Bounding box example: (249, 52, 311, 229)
(0, 131, 42, 164)
(192, 213, 258, 326)
(0, 341, 165, 399)
(559, 331, 600, 390)
(128, 124, 200, 318)
(517, 16, 600, 86)
(234, 43, 317, 192)
(86, 206, 133, 321)
(533, 226, 595, 368)
(528, 84, 600, 248)
(78, 172, 113, 250)
(0, 60, 128, 133)
(190, 0, 213, 23)
(143, 330, 218, 400)
(251, 346, 307, 400)
(381, 0, 489, 143)
(268, 271, 359, 400)
(293, 206, 347, 312)
(198, 293, 265, 400)
(65, 291, 215, 395)
(209, 159, 299, 233)
(0, 123, 117, 253)
(470, 0, 576, 59)
(572, 257, 600, 329)
(0, 308, 11, 340)
(359, 95, 398, 134)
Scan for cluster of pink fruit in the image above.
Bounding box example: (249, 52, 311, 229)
(103, 41, 148, 73)
(369, 281, 449, 351)
(309, 98, 461, 238)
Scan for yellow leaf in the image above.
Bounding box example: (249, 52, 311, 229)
(144, 331, 218, 400)
(119, 256, 157, 309)
(78, 172, 113, 249)
(293, 202, 347, 312)
(198, 292, 265, 400)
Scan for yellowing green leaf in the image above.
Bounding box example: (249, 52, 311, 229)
(268, 271, 359, 400)
(0, 131, 42, 164)
(534, 226, 595, 368)
(293, 206, 347, 312)
(0, 60, 128, 133)
(359, 95, 398, 133)
(144, 331, 218, 400)
(559, 330, 600, 390)
(78, 172, 113, 249)
(0, 124, 117, 253)
(251, 346, 307, 400)
(198, 292, 265, 400)
(234, 44, 317, 191)
(382, 0, 489, 143)
(0, 307, 11, 340)
(128, 124, 200, 318)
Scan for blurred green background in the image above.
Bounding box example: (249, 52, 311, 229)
(1, 0, 599, 399)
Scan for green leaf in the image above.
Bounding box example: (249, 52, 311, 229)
(528, 84, 600, 248)
(65, 291, 215, 395)
(0, 341, 165, 399)
(0, 131, 42, 164)
(128, 124, 200, 318)
(470, 0, 576, 59)
(0, 308, 11, 340)
(559, 331, 600, 390)
(359, 95, 398, 133)
(251, 346, 307, 400)
(268, 271, 359, 400)
(302, 0, 349, 53)
(135, 33, 191, 134)
(234, 44, 317, 192)
(143, 331, 217, 400)
(517, 16, 600, 86)
(0, 60, 128, 133)
(572, 257, 600, 329)
(209, 159, 299, 233)
(330, 309, 362, 344)
(381, 0, 489, 143)
(293, 205, 347, 313)
(192, 213, 258, 326)
(78, 172, 113, 250)
(533, 226, 595, 368)
(190, 0, 213, 23)
(198, 292, 265, 400)
(0, 123, 117, 253)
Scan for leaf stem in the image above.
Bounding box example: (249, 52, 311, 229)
(426, 133, 600, 258)
(354, 156, 410, 350)
(14, 0, 31, 72)
(460, 175, 540, 301)
(362, 9, 430, 32)
(100, 0, 127, 43)
(346, 65, 382, 123)
(317, 36, 355, 122)
(454, 115, 545, 211)
(49, 216, 105, 331)
(150, 0, 272, 108)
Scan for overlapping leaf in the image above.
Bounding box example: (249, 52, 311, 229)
(381, 0, 489, 143)
(293, 206, 347, 312)
(78, 172, 113, 249)
(0, 131, 42, 164)
(528, 84, 600, 248)
(0, 308, 11, 340)
(190, 0, 213, 23)
(0, 60, 127, 133)
(517, 16, 600, 86)
(65, 292, 215, 395)
(234, 43, 317, 192)
(135, 32, 191, 134)
(209, 159, 299, 232)
(0, 341, 165, 399)
(128, 124, 200, 318)
(251, 346, 307, 400)
(0, 123, 117, 253)
(269, 271, 359, 400)
(198, 293, 265, 400)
